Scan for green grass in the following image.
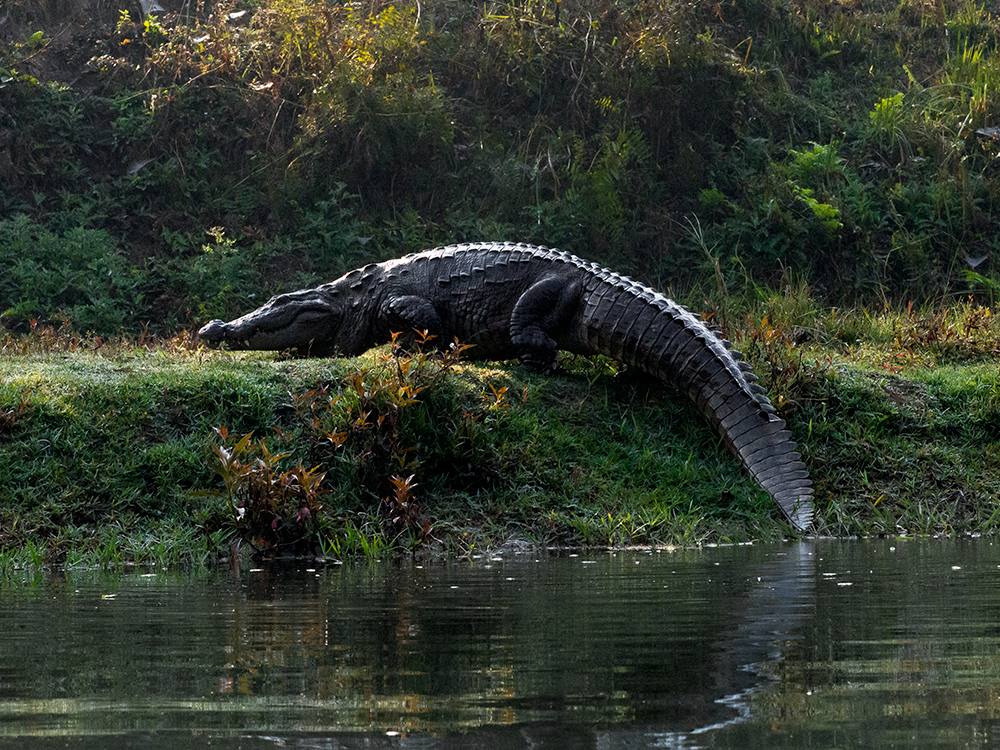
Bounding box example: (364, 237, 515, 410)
(0, 332, 775, 568)
(2, 299, 1000, 569)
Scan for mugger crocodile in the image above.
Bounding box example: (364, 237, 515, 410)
(198, 242, 815, 531)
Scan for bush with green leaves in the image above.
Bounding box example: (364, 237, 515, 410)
(0, 214, 148, 334)
(3, 0, 1000, 322)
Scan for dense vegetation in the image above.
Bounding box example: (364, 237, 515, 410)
(3, 0, 1000, 565)
(2, 0, 1000, 334)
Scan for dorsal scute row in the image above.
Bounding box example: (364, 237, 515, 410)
(415, 245, 774, 411)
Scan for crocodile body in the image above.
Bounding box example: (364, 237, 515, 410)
(198, 242, 815, 530)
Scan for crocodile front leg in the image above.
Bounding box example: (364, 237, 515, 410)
(383, 295, 444, 348)
(510, 277, 581, 372)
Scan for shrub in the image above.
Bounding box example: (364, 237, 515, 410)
(0, 214, 147, 334)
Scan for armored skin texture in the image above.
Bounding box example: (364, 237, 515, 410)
(199, 242, 815, 531)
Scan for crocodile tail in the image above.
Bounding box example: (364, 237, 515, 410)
(580, 277, 815, 531)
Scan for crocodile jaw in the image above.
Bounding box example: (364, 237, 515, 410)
(198, 295, 340, 353)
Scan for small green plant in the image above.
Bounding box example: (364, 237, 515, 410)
(789, 182, 843, 237)
(788, 142, 845, 188)
(115, 10, 133, 36)
(26, 31, 49, 51)
(868, 92, 909, 159)
(187, 227, 274, 323)
(142, 16, 169, 48)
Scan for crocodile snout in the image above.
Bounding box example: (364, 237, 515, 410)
(198, 319, 228, 344)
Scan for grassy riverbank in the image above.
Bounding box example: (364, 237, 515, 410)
(3, 298, 1000, 569)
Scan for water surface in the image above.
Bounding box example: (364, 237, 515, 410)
(2, 539, 1000, 748)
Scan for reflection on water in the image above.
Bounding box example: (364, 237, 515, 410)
(3, 539, 1000, 748)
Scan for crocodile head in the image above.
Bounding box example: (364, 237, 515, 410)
(198, 288, 346, 356)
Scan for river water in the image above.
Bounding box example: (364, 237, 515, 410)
(2, 538, 1000, 748)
